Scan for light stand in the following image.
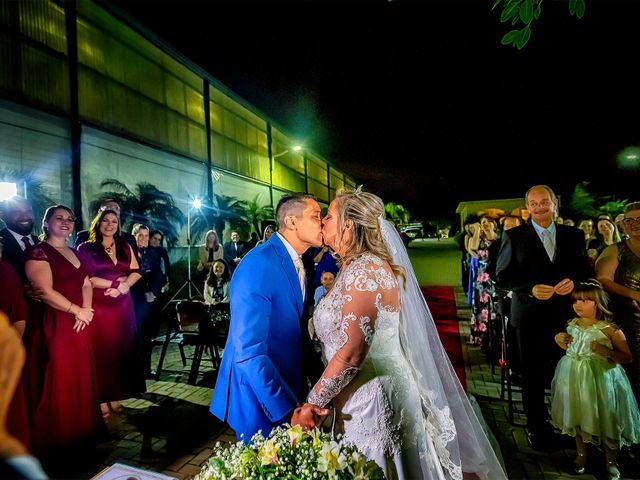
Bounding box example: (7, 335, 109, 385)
(163, 198, 203, 308)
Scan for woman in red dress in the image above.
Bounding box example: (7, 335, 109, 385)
(23, 205, 104, 456)
(78, 209, 145, 417)
(0, 256, 30, 451)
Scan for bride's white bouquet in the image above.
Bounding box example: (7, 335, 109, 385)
(194, 425, 385, 479)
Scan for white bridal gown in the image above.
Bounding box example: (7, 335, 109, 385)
(310, 253, 457, 479)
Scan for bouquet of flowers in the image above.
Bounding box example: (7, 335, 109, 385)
(195, 425, 385, 479)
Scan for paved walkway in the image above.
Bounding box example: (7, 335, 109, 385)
(73, 240, 639, 480)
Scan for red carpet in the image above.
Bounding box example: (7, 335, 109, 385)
(420, 286, 466, 389)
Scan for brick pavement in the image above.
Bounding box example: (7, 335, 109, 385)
(79, 289, 639, 480)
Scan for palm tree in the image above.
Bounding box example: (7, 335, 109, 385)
(240, 195, 274, 235)
(92, 179, 186, 246)
(0, 169, 55, 234)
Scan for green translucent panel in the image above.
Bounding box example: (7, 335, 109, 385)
(306, 155, 328, 185)
(77, 0, 204, 158)
(21, 42, 69, 111)
(330, 167, 345, 192)
(165, 74, 186, 115)
(345, 177, 357, 188)
(19, 0, 67, 53)
(186, 85, 204, 125)
(210, 101, 222, 132)
(273, 160, 305, 192)
(308, 178, 329, 203)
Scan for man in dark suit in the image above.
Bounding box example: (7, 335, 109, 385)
(496, 185, 592, 450)
(223, 231, 247, 275)
(0, 196, 38, 284)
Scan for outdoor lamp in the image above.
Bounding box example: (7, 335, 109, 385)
(0, 182, 17, 201)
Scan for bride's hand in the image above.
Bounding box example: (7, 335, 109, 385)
(291, 403, 330, 431)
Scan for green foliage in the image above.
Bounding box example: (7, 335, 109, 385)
(239, 195, 274, 235)
(565, 182, 627, 220)
(0, 169, 56, 235)
(384, 202, 411, 226)
(91, 179, 186, 247)
(493, 0, 585, 49)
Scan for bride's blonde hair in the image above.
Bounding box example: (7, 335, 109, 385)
(333, 187, 406, 285)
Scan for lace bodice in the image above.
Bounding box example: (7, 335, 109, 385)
(309, 253, 399, 407)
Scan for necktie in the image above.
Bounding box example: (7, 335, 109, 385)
(541, 230, 554, 261)
(21, 236, 31, 251)
(294, 256, 306, 299)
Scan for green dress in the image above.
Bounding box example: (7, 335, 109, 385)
(550, 319, 640, 448)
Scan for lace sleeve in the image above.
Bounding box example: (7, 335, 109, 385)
(26, 244, 48, 262)
(307, 256, 398, 407)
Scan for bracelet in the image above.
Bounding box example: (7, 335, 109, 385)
(66, 302, 73, 313)
(111, 280, 120, 289)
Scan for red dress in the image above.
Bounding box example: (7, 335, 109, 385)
(23, 243, 105, 455)
(78, 240, 145, 402)
(0, 259, 30, 450)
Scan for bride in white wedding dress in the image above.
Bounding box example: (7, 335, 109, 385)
(307, 187, 507, 480)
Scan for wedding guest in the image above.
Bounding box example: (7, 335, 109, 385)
(615, 213, 629, 240)
(312, 245, 339, 288)
(24, 205, 105, 457)
(313, 270, 335, 306)
(0, 312, 48, 480)
(246, 232, 259, 250)
(497, 185, 592, 451)
(197, 230, 223, 280)
(77, 209, 145, 418)
(75, 199, 137, 253)
(563, 218, 576, 227)
(149, 230, 171, 288)
(203, 259, 230, 306)
(223, 231, 247, 275)
(467, 216, 499, 358)
(0, 249, 30, 452)
(578, 218, 596, 246)
(131, 224, 165, 378)
(596, 201, 640, 405)
(255, 224, 274, 246)
(587, 214, 621, 263)
(0, 196, 38, 284)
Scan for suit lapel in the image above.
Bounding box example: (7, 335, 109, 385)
(269, 235, 303, 316)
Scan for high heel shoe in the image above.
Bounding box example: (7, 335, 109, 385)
(606, 461, 620, 480)
(573, 452, 586, 475)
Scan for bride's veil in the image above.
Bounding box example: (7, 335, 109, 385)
(379, 217, 507, 480)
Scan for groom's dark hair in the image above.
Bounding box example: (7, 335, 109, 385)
(276, 193, 316, 229)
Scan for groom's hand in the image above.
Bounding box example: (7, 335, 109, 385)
(291, 402, 329, 431)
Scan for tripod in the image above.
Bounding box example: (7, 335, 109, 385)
(163, 201, 202, 310)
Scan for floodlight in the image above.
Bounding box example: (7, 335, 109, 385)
(292, 145, 303, 151)
(0, 182, 17, 201)
(193, 198, 202, 209)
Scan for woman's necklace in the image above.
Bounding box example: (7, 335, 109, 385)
(104, 241, 115, 256)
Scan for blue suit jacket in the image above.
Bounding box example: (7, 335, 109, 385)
(210, 234, 304, 440)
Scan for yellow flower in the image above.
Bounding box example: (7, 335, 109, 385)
(288, 424, 304, 447)
(317, 441, 347, 474)
(258, 439, 279, 466)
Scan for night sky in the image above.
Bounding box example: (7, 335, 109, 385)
(110, 0, 640, 221)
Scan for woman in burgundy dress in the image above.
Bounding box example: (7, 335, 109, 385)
(23, 205, 104, 456)
(78, 209, 145, 416)
(0, 256, 30, 451)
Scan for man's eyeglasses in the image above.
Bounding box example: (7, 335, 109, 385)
(623, 217, 640, 227)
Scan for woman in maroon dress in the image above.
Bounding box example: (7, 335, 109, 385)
(78, 209, 145, 417)
(0, 257, 30, 451)
(23, 205, 104, 456)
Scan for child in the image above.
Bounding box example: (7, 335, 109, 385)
(550, 279, 640, 480)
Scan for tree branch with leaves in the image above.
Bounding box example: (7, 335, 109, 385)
(493, 0, 585, 49)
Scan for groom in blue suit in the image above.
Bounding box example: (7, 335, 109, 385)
(210, 193, 329, 440)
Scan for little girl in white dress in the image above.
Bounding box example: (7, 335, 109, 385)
(550, 280, 640, 480)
